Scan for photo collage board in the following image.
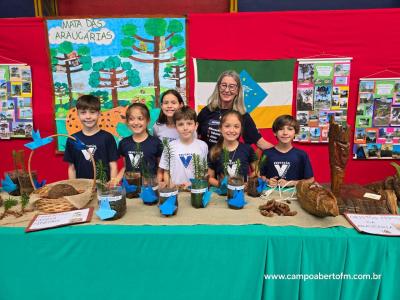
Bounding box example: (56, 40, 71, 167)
(0, 65, 33, 139)
(353, 78, 400, 159)
(295, 59, 351, 143)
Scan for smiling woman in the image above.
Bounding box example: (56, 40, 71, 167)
(197, 70, 273, 150)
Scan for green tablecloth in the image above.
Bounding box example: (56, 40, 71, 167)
(0, 225, 399, 300)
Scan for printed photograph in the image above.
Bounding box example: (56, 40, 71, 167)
(319, 110, 329, 125)
(379, 127, 394, 143)
(296, 111, 309, 126)
(354, 128, 366, 143)
(296, 88, 314, 111)
(332, 86, 340, 96)
(21, 82, 32, 94)
(393, 144, 400, 159)
(339, 98, 348, 109)
(373, 97, 392, 126)
(298, 63, 314, 84)
(334, 63, 350, 76)
(359, 80, 375, 93)
(308, 111, 319, 127)
(366, 128, 378, 143)
(380, 144, 393, 158)
(359, 92, 374, 105)
(353, 144, 366, 159)
(9, 66, 21, 81)
(320, 126, 329, 142)
(21, 67, 31, 81)
(331, 95, 340, 109)
(334, 76, 348, 86)
(297, 126, 310, 142)
(310, 127, 321, 142)
(10, 83, 21, 97)
(390, 107, 400, 126)
(366, 143, 381, 158)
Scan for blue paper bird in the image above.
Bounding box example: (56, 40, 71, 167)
(215, 177, 228, 195)
(96, 199, 116, 220)
(159, 195, 177, 216)
(202, 190, 212, 207)
(122, 177, 137, 193)
(256, 178, 268, 193)
(1, 174, 17, 193)
(24, 130, 53, 150)
(33, 178, 47, 189)
(71, 137, 87, 151)
(140, 186, 158, 204)
(227, 190, 247, 209)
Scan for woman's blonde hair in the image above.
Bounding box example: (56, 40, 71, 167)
(207, 70, 246, 115)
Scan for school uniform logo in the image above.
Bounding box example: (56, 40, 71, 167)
(81, 145, 97, 161)
(179, 154, 192, 168)
(274, 162, 290, 178)
(128, 151, 143, 168)
(227, 160, 238, 177)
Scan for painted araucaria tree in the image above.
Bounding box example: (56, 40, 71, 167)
(163, 57, 186, 89)
(50, 41, 92, 108)
(88, 56, 141, 108)
(120, 18, 185, 107)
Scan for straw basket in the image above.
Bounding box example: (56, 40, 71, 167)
(28, 134, 97, 213)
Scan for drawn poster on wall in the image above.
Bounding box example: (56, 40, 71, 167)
(46, 17, 186, 151)
(295, 58, 352, 143)
(0, 65, 33, 139)
(353, 78, 400, 159)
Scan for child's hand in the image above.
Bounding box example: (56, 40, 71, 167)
(268, 177, 278, 187)
(179, 182, 192, 191)
(158, 181, 167, 189)
(107, 178, 119, 187)
(278, 179, 296, 187)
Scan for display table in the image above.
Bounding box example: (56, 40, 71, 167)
(0, 224, 399, 300)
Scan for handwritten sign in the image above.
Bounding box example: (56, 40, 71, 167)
(345, 213, 400, 236)
(25, 208, 93, 232)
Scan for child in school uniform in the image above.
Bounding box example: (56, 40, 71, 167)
(208, 110, 256, 187)
(116, 103, 163, 184)
(260, 115, 314, 187)
(64, 95, 118, 181)
(159, 106, 208, 189)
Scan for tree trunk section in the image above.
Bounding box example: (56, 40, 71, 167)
(154, 36, 160, 107)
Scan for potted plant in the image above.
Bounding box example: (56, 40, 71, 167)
(247, 150, 267, 197)
(96, 160, 126, 220)
(226, 156, 245, 209)
(190, 154, 208, 208)
(124, 142, 141, 198)
(140, 159, 159, 205)
(159, 138, 178, 216)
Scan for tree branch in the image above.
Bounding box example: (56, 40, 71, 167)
(132, 44, 155, 55)
(134, 34, 155, 44)
(127, 56, 156, 63)
(165, 32, 174, 41)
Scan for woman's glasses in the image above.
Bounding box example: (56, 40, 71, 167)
(219, 83, 238, 92)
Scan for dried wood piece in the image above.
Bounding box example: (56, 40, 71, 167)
(328, 118, 350, 196)
(339, 184, 398, 215)
(297, 181, 339, 217)
(258, 199, 297, 217)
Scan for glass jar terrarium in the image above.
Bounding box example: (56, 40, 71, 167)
(141, 175, 159, 205)
(97, 186, 126, 220)
(227, 175, 245, 209)
(125, 171, 141, 198)
(190, 178, 208, 208)
(159, 186, 179, 215)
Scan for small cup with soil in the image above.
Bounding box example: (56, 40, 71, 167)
(125, 171, 141, 198)
(227, 175, 245, 209)
(158, 186, 179, 216)
(190, 178, 208, 208)
(141, 175, 159, 205)
(97, 186, 126, 220)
